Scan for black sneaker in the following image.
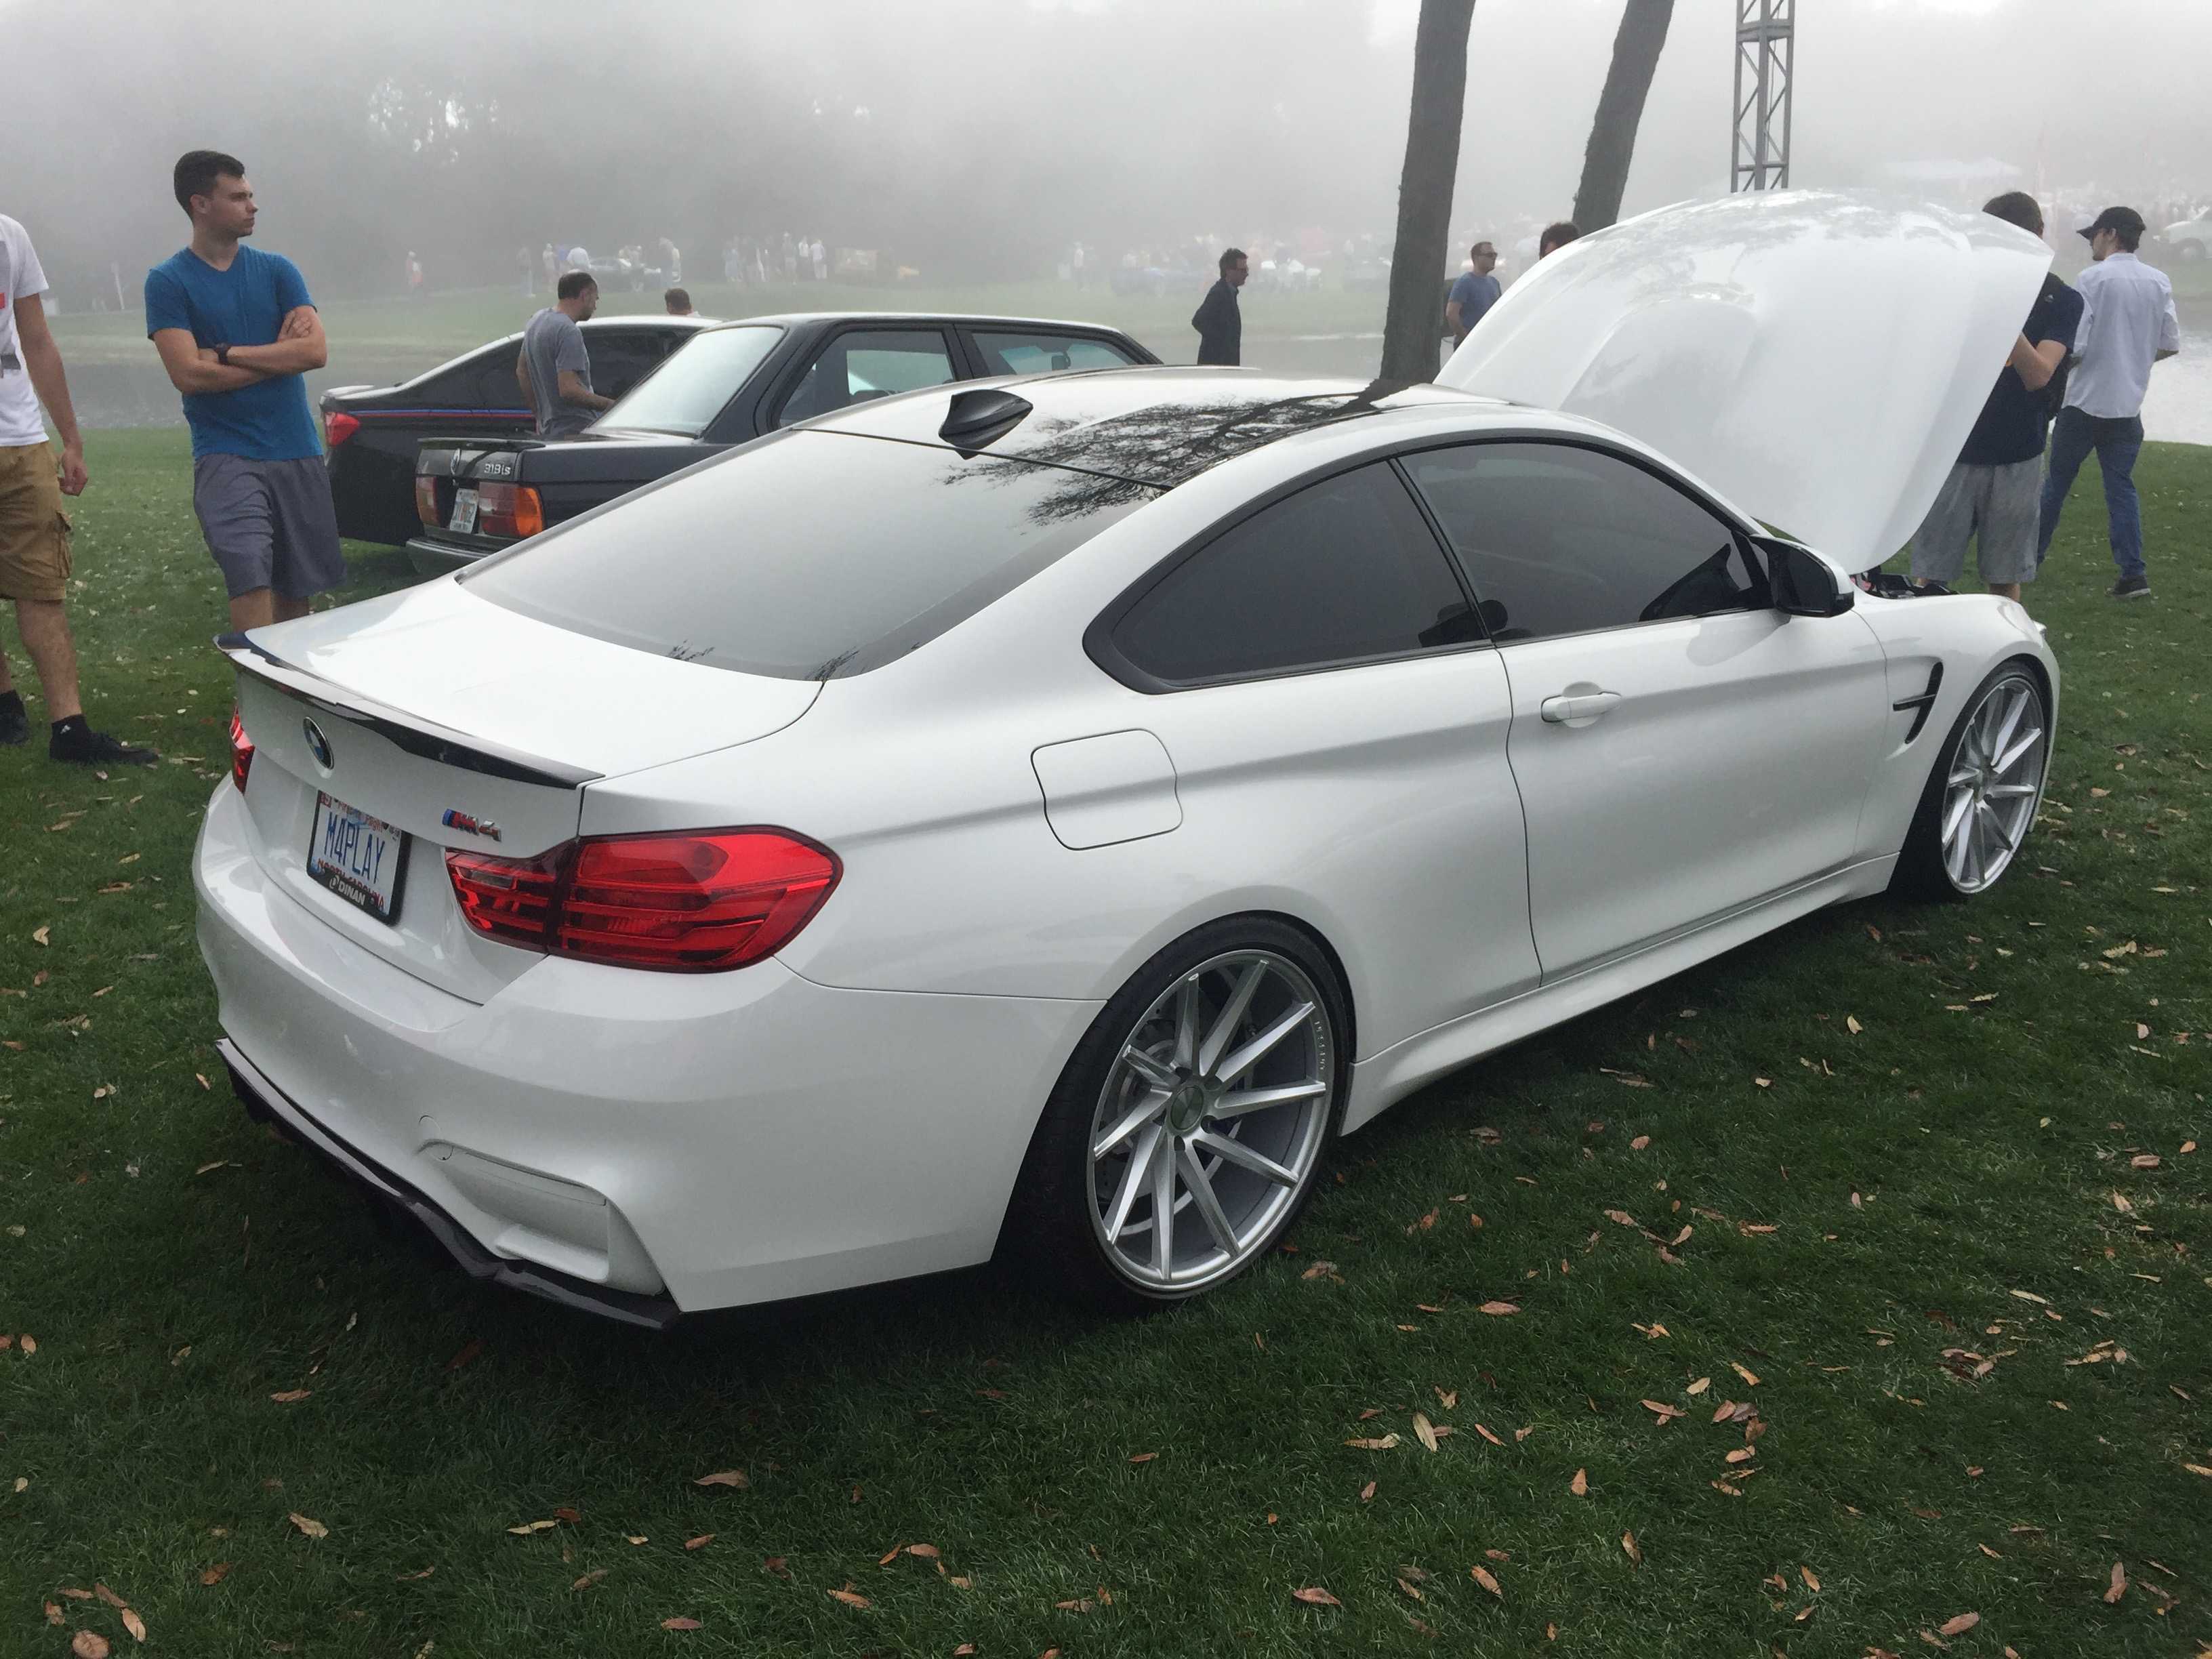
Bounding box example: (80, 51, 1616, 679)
(50, 727, 161, 766)
(0, 699, 26, 747)
(2109, 575, 2152, 600)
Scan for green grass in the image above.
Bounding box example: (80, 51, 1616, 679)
(2, 430, 2207, 1657)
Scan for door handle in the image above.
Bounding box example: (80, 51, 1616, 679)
(1540, 691, 1622, 724)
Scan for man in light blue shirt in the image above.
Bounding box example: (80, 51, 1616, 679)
(2036, 206, 2181, 598)
(1446, 241, 1501, 349)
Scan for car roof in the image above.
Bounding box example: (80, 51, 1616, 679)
(697, 311, 1145, 335)
(810, 368, 1488, 489)
(576, 314, 716, 333)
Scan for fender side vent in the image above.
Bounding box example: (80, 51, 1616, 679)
(1892, 661, 1944, 744)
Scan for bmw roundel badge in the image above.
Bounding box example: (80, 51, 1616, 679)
(302, 717, 333, 771)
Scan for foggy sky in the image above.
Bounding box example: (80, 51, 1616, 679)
(7, 0, 2209, 298)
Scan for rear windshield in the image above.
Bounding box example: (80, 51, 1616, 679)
(462, 430, 1155, 678)
(593, 325, 781, 437)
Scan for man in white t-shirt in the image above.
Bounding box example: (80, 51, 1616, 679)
(0, 214, 155, 764)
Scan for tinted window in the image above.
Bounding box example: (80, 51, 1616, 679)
(464, 430, 1154, 679)
(435, 342, 525, 411)
(590, 330, 670, 400)
(1401, 443, 1763, 642)
(970, 331, 1136, 377)
(594, 325, 781, 436)
(1113, 462, 1479, 685)
(777, 329, 957, 426)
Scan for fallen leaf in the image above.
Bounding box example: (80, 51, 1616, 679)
(200, 1563, 233, 1586)
(45, 1603, 63, 1626)
(684, 1534, 714, 1551)
(444, 1338, 484, 1370)
(1412, 1412, 1439, 1452)
(1725, 1448, 1756, 1465)
(660, 1617, 702, 1631)
(572, 1570, 607, 1591)
(1802, 1566, 1821, 1592)
(1731, 1361, 1761, 1387)
(1395, 1576, 1424, 1600)
(1473, 1422, 1504, 1447)
(1570, 1468, 1588, 1496)
(1128, 1451, 1159, 1465)
(33, 926, 51, 947)
(827, 1587, 870, 1608)
(1435, 1387, 1458, 1410)
(94, 1585, 127, 1610)
(693, 1469, 748, 1488)
(1478, 1301, 1519, 1317)
(507, 1520, 558, 1535)
(554, 1507, 581, 1524)
(1292, 1586, 1340, 1607)
(2105, 1561, 2127, 1604)
(1640, 1399, 1684, 1423)
(287, 1513, 327, 1539)
(1847, 1015, 1863, 1034)
(396, 1567, 434, 1580)
(761, 1555, 789, 1576)
(1686, 1376, 1711, 1395)
(1604, 1209, 1638, 1227)
(1471, 1563, 1502, 1597)
(1938, 1613, 1980, 1637)
(1621, 1531, 1641, 1565)
(268, 1389, 311, 1404)
(1360, 1479, 1376, 1502)
(1345, 1435, 1400, 1450)
(72, 1633, 110, 1659)
(907, 1543, 940, 1560)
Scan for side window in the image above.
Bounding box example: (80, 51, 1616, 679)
(1401, 443, 1763, 642)
(970, 330, 1136, 377)
(589, 331, 670, 400)
(775, 329, 957, 427)
(456, 342, 527, 411)
(1111, 462, 1480, 686)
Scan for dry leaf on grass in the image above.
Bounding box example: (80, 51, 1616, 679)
(1686, 1376, 1711, 1395)
(1570, 1468, 1589, 1496)
(1471, 1563, 1502, 1597)
(443, 1338, 484, 1371)
(1292, 1586, 1341, 1607)
(1731, 1361, 1761, 1387)
(907, 1543, 940, 1559)
(660, 1616, 702, 1631)
(1360, 1479, 1376, 1502)
(827, 1586, 871, 1608)
(571, 1570, 607, 1591)
(684, 1534, 714, 1551)
(1604, 1209, 1638, 1227)
(1801, 1566, 1821, 1592)
(287, 1513, 327, 1539)
(199, 1563, 232, 1586)
(396, 1567, 434, 1580)
(1478, 1300, 1520, 1316)
(1938, 1612, 1980, 1637)
(1474, 1422, 1505, 1447)
(1640, 1399, 1684, 1422)
(507, 1520, 558, 1536)
(72, 1633, 110, 1659)
(93, 1586, 127, 1611)
(44, 1603, 63, 1626)
(1345, 1435, 1400, 1450)
(2105, 1562, 2128, 1604)
(1435, 1387, 1458, 1410)
(694, 1469, 748, 1488)
(1128, 1452, 1159, 1464)
(1620, 1531, 1641, 1565)
(1412, 1413, 1439, 1452)
(1631, 1134, 1652, 1149)
(268, 1389, 311, 1404)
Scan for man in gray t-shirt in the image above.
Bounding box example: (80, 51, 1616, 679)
(518, 271, 613, 437)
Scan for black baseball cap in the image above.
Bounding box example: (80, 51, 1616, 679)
(2079, 206, 2145, 241)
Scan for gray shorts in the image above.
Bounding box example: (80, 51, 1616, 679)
(192, 453, 347, 600)
(1910, 457, 2041, 586)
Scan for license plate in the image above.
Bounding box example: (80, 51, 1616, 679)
(307, 792, 409, 923)
(448, 487, 480, 534)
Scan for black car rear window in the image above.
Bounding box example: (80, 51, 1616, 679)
(462, 430, 1156, 679)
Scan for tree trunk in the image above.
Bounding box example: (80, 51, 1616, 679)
(1572, 0, 1677, 234)
(1379, 0, 1478, 384)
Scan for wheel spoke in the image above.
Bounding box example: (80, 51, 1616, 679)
(1987, 689, 2026, 770)
(1212, 1000, 1315, 1086)
(1178, 1141, 1239, 1254)
(1193, 1129, 1299, 1188)
(1210, 1078, 1328, 1120)
(1941, 788, 1976, 846)
(1092, 1090, 1168, 1161)
(1119, 1045, 1179, 1092)
(1170, 975, 1202, 1072)
(1946, 807, 1975, 884)
(1103, 1123, 1163, 1242)
(1149, 1130, 1178, 1277)
(1994, 727, 2044, 775)
(1196, 961, 1266, 1079)
(1985, 781, 2039, 799)
(1975, 798, 2011, 856)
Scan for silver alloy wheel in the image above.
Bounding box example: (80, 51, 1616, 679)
(1941, 672, 2048, 894)
(1086, 949, 1335, 1295)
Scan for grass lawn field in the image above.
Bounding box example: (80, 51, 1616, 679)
(2, 429, 2207, 1658)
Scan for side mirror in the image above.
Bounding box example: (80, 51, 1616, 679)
(1759, 536, 1853, 618)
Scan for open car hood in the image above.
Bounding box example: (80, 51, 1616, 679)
(1439, 190, 2052, 573)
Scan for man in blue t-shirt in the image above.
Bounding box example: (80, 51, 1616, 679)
(146, 150, 344, 632)
(1907, 191, 2082, 607)
(1445, 241, 1501, 350)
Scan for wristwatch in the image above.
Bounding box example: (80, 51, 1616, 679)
(214, 344, 232, 366)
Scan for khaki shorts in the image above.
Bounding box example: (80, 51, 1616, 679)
(0, 441, 72, 605)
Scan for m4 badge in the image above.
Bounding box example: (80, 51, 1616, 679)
(441, 808, 502, 841)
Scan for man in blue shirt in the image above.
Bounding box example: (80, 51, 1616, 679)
(1445, 241, 1500, 350)
(146, 150, 344, 633)
(1908, 192, 2081, 607)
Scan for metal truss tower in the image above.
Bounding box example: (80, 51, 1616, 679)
(1733, 0, 1795, 192)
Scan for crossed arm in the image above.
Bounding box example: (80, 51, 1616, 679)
(151, 305, 327, 395)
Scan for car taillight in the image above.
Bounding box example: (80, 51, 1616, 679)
(445, 830, 839, 972)
(325, 410, 360, 448)
(476, 480, 544, 540)
(228, 708, 254, 794)
(415, 474, 439, 527)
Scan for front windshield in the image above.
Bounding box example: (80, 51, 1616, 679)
(593, 325, 783, 437)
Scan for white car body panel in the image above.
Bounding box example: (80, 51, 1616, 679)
(1440, 190, 2053, 573)
(195, 194, 2062, 1317)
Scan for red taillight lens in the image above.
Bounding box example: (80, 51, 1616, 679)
(228, 708, 254, 794)
(325, 410, 360, 448)
(415, 474, 439, 527)
(476, 480, 544, 540)
(445, 830, 839, 972)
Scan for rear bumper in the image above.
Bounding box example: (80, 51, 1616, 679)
(405, 535, 489, 577)
(193, 782, 1094, 1318)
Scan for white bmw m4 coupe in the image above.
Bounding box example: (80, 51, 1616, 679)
(196, 192, 2060, 1324)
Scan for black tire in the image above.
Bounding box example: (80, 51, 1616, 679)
(1004, 916, 1351, 1314)
(1891, 658, 2050, 901)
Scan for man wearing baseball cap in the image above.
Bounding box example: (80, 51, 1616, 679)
(2036, 206, 2180, 599)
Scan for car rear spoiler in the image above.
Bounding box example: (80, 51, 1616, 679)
(216, 632, 602, 790)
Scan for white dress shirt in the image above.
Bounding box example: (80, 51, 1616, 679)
(2065, 251, 2182, 419)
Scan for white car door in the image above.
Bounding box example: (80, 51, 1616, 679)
(1096, 459, 1542, 1054)
(1399, 440, 1888, 979)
